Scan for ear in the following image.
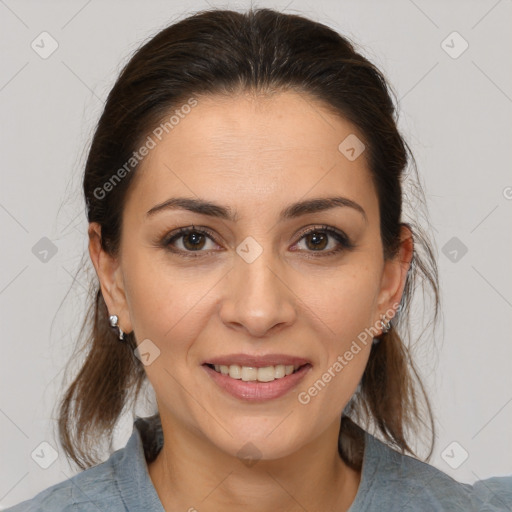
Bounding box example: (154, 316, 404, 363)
(88, 222, 133, 334)
(375, 224, 414, 325)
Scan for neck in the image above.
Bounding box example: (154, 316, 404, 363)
(147, 415, 362, 512)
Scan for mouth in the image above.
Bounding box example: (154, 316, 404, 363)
(201, 362, 312, 402)
(203, 362, 310, 382)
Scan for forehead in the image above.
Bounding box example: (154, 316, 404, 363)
(124, 90, 377, 223)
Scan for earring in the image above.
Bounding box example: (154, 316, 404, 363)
(109, 314, 125, 341)
(372, 314, 391, 346)
(380, 314, 391, 334)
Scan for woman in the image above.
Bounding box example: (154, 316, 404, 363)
(6, 7, 511, 511)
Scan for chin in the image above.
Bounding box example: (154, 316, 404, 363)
(205, 420, 309, 463)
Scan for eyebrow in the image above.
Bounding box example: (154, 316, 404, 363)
(146, 196, 368, 224)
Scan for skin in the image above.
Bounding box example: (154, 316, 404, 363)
(88, 90, 413, 512)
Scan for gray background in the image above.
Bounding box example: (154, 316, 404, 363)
(1, 0, 511, 507)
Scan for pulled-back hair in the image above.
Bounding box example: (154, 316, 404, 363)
(58, 7, 440, 470)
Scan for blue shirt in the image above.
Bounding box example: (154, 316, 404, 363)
(5, 416, 512, 511)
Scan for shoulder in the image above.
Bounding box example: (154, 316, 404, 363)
(3, 447, 126, 512)
(471, 475, 512, 510)
(4, 415, 164, 512)
(360, 432, 512, 511)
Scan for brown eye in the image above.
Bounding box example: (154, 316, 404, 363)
(181, 231, 207, 250)
(304, 231, 329, 251)
(163, 226, 220, 257)
(293, 225, 354, 257)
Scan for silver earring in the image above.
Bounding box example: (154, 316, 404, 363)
(372, 314, 391, 346)
(109, 314, 125, 341)
(380, 314, 391, 334)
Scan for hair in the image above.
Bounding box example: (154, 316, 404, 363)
(58, 7, 440, 471)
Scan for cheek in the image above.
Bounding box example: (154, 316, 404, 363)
(296, 260, 380, 396)
(303, 263, 381, 338)
(122, 250, 223, 353)
(295, 273, 378, 424)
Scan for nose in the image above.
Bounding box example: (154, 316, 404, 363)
(219, 248, 297, 338)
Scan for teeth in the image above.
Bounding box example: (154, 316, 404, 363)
(212, 364, 300, 382)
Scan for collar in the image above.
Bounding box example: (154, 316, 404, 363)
(113, 415, 382, 511)
(113, 416, 165, 511)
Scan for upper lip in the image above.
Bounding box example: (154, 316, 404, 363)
(203, 353, 311, 368)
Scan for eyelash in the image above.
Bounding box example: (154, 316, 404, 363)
(161, 224, 354, 259)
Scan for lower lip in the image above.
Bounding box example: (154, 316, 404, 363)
(202, 364, 312, 402)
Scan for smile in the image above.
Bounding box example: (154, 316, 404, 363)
(202, 363, 312, 402)
(206, 363, 304, 382)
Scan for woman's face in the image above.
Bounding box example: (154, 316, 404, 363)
(90, 90, 409, 461)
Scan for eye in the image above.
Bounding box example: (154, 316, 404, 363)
(163, 226, 220, 257)
(292, 225, 354, 257)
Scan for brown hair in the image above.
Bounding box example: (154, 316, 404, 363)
(58, 7, 440, 470)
